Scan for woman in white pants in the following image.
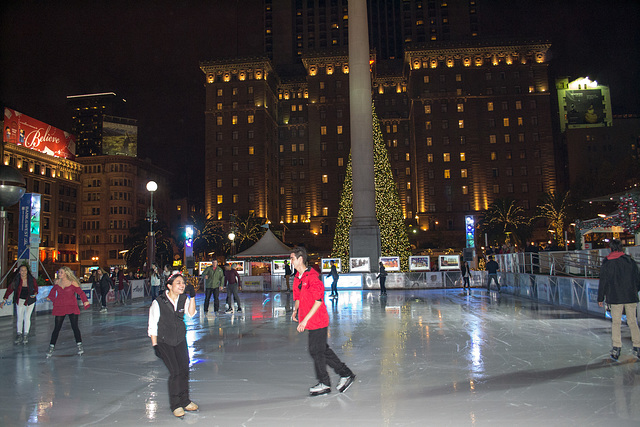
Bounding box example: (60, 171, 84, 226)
(1, 265, 39, 344)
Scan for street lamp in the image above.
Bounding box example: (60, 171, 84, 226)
(228, 231, 236, 256)
(146, 181, 157, 275)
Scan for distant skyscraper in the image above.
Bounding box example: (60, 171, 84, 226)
(67, 92, 132, 157)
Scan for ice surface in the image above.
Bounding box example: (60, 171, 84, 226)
(1, 288, 639, 426)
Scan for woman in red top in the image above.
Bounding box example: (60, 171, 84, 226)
(290, 246, 355, 396)
(1, 264, 38, 344)
(46, 266, 89, 358)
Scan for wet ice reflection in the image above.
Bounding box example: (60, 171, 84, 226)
(0, 288, 638, 425)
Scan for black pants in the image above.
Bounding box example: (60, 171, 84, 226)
(308, 327, 352, 386)
(487, 274, 500, 290)
(226, 283, 241, 309)
(157, 340, 191, 411)
(204, 288, 220, 312)
(50, 314, 82, 345)
(462, 276, 470, 288)
(330, 278, 338, 296)
(100, 288, 109, 308)
(379, 277, 387, 294)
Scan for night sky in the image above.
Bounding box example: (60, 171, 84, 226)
(1, 0, 638, 200)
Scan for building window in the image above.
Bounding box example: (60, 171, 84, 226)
(493, 185, 500, 194)
(461, 169, 468, 178)
(487, 102, 494, 111)
(504, 134, 511, 143)
(248, 146, 255, 155)
(427, 154, 433, 163)
(216, 102, 222, 110)
(424, 105, 431, 114)
(248, 115, 254, 123)
(457, 103, 464, 112)
(521, 183, 529, 193)
(460, 152, 466, 162)
(322, 175, 328, 183)
(444, 169, 451, 179)
(462, 185, 468, 195)
(405, 167, 410, 176)
(321, 126, 327, 135)
(217, 179, 223, 188)
(426, 137, 433, 146)
(217, 195, 223, 204)
(425, 121, 432, 130)
(322, 207, 328, 216)
(232, 115, 238, 125)
(503, 118, 509, 127)
(518, 117, 524, 126)
(491, 152, 497, 160)
(458, 120, 464, 129)
(233, 194, 239, 203)
(338, 158, 344, 166)
(515, 100, 522, 110)
(443, 153, 451, 162)
(442, 120, 449, 129)
(337, 125, 343, 134)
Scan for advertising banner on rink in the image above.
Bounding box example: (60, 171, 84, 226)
(3, 107, 76, 160)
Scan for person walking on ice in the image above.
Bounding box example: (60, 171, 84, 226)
(290, 246, 355, 396)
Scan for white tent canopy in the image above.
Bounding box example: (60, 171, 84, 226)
(234, 229, 292, 258)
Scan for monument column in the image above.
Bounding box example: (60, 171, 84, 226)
(348, 0, 381, 267)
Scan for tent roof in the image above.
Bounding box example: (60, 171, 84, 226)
(235, 229, 292, 258)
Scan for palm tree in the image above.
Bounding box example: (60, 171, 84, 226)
(191, 214, 226, 258)
(232, 213, 266, 253)
(124, 219, 175, 272)
(535, 191, 571, 248)
(480, 198, 531, 247)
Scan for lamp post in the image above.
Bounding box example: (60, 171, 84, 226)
(0, 165, 26, 284)
(146, 181, 157, 276)
(228, 231, 236, 256)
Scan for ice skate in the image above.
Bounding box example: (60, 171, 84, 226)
(309, 382, 331, 396)
(610, 346, 621, 361)
(77, 342, 84, 356)
(46, 344, 55, 358)
(633, 347, 640, 360)
(14, 334, 23, 345)
(22, 334, 28, 345)
(337, 374, 356, 393)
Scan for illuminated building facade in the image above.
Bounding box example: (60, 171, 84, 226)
(201, 2, 558, 249)
(75, 156, 171, 276)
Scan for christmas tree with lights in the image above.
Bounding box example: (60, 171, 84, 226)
(332, 105, 411, 271)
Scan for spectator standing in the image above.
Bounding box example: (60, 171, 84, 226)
(113, 267, 128, 304)
(485, 256, 500, 292)
(1, 264, 38, 344)
(150, 264, 161, 301)
(290, 246, 355, 396)
(376, 262, 387, 296)
(597, 239, 640, 361)
(46, 267, 89, 357)
(202, 260, 224, 313)
(284, 260, 292, 292)
(461, 261, 471, 291)
(95, 268, 112, 312)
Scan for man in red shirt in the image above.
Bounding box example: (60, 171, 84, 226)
(291, 246, 355, 396)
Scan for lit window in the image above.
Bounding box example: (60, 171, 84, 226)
(322, 207, 329, 216)
(338, 158, 343, 166)
(487, 102, 494, 111)
(279, 145, 284, 153)
(517, 117, 523, 126)
(515, 100, 522, 110)
(444, 169, 451, 179)
(337, 125, 343, 134)
(462, 185, 468, 195)
(299, 143, 305, 151)
(291, 105, 297, 112)
(460, 152, 466, 161)
(427, 154, 433, 163)
(529, 86, 535, 93)
(456, 74, 462, 82)
(233, 194, 239, 203)
(491, 152, 497, 160)
(406, 182, 411, 189)
(217, 116, 223, 125)
(280, 187, 285, 195)
(217, 211, 223, 220)
(320, 82, 325, 89)
(248, 115, 254, 123)
(217, 89, 223, 96)
(503, 118, 509, 127)
(217, 179, 223, 188)
(458, 120, 464, 129)
(424, 105, 431, 114)
(461, 169, 468, 178)
(405, 167, 410, 175)
(490, 135, 497, 144)
(321, 126, 327, 135)
(443, 153, 451, 162)
(504, 134, 511, 143)
(217, 102, 222, 110)
(425, 121, 432, 130)
(405, 153, 410, 161)
(248, 146, 254, 155)
(232, 115, 238, 125)
(392, 124, 398, 133)
(457, 103, 464, 112)
(426, 137, 433, 146)
(493, 184, 500, 194)
(217, 195, 223, 204)
(322, 175, 328, 183)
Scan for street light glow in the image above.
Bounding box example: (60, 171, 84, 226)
(146, 180, 158, 192)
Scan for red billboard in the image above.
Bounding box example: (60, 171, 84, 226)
(3, 108, 75, 160)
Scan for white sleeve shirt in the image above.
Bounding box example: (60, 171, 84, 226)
(147, 291, 195, 337)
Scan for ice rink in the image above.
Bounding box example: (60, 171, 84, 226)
(1, 288, 639, 426)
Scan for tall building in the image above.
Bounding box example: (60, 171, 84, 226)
(201, 1, 557, 250)
(67, 92, 132, 157)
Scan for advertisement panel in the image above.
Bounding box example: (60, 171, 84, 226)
(409, 256, 430, 271)
(4, 107, 75, 159)
(102, 117, 137, 157)
(565, 90, 604, 126)
(350, 257, 370, 272)
(439, 255, 460, 270)
(321, 258, 342, 273)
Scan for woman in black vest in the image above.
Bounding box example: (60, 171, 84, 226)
(148, 273, 197, 418)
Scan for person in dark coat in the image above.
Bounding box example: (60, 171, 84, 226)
(485, 256, 500, 292)
(461, 261, 471, 290)
(328, 261, 339, 298)
(95, 268, 112, 312)
(376, 262, 387, 296)
(1, 264, 38, 344)
(597, 239, 640, 361)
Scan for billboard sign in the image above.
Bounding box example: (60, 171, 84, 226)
(565, 90, 604, 126)
(102, 117, 137, 157)
(4, 108, 75, 159)
(18, 193, 41, 259)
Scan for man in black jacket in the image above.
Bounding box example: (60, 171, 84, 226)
(597, 239, 640, 361)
